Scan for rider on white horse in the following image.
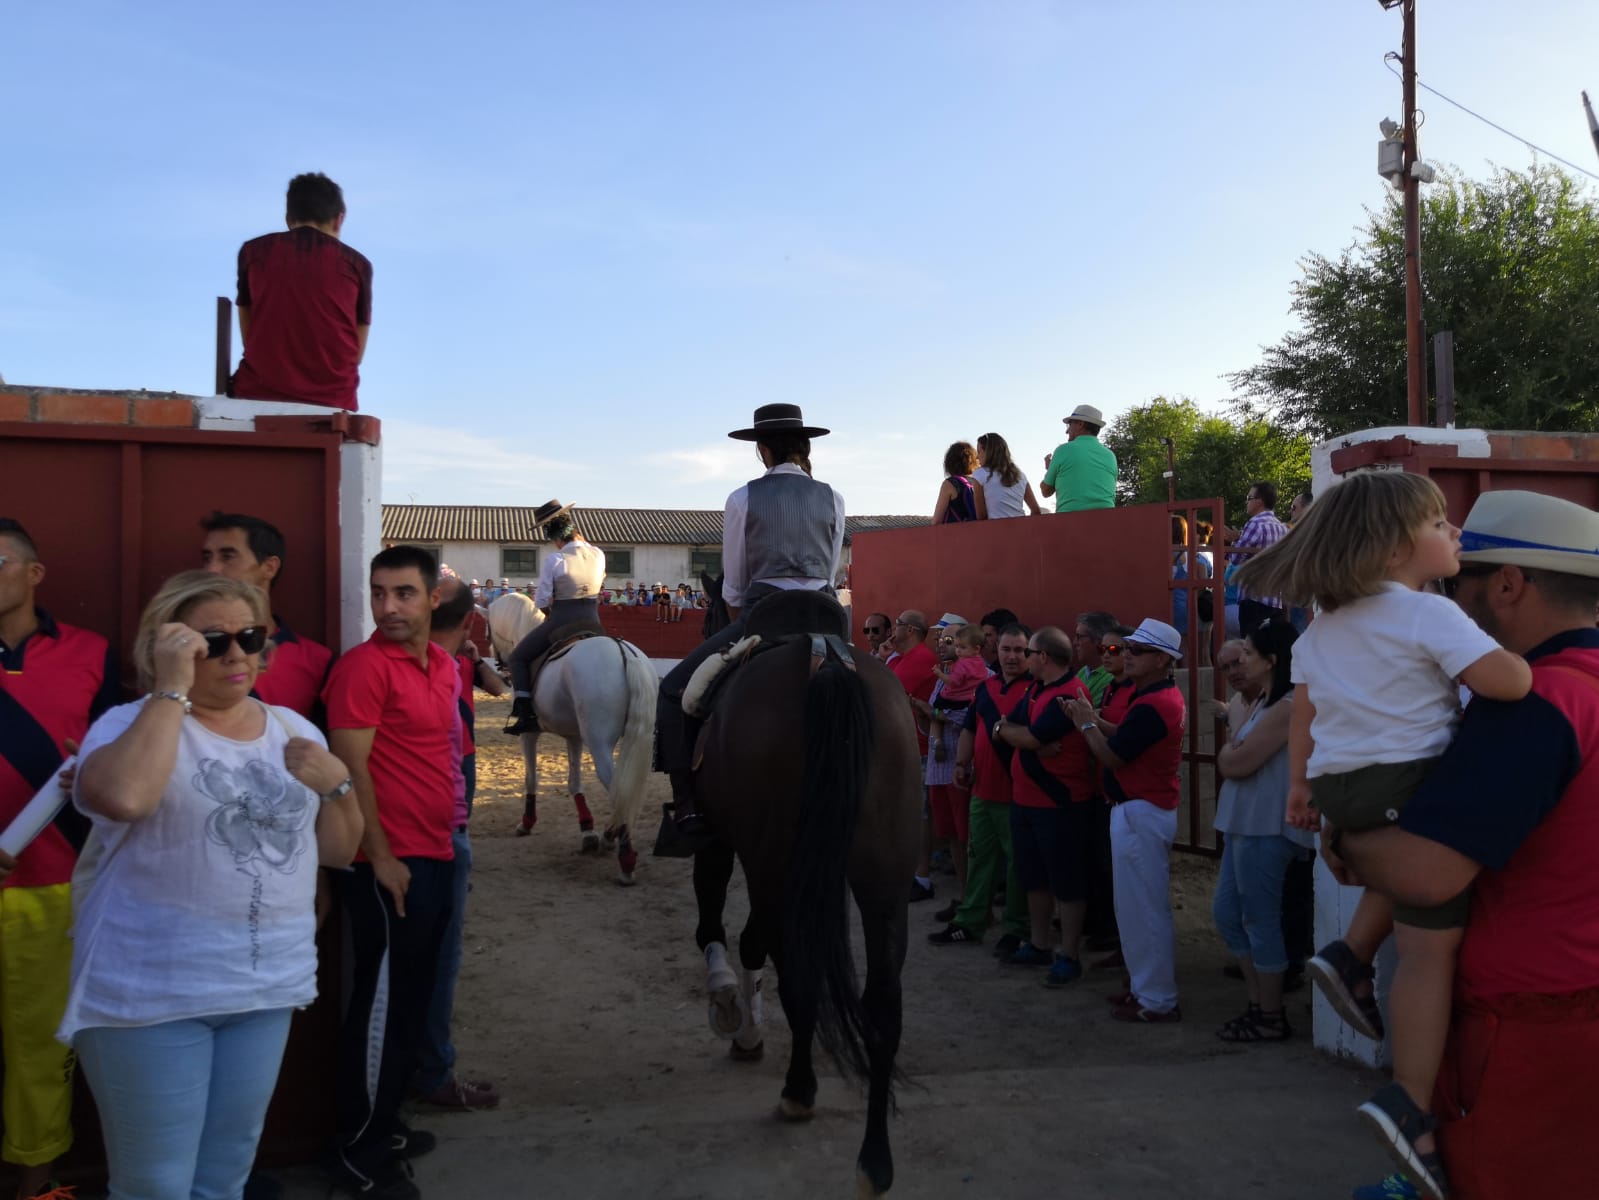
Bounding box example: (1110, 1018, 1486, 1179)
(653, 403, 846, 855)
(504, 499, 606, 736)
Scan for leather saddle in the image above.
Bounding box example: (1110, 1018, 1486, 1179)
(527, 619, 608, 691)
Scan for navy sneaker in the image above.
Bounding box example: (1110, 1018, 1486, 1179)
(1002, 941, 1051, 967)
(1044, 954, 1083, 988)
(991, 933, 1023, 958)
(1352, 1175, 1419, 1200)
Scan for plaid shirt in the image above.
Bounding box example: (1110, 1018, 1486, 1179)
(1229, 511, 1290, 605)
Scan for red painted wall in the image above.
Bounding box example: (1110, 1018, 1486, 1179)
(851, 505, 1178, 642)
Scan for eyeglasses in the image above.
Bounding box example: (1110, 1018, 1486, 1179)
(1124, 643, 1163, 657)
(939, 636, 956, 645)
(1023, 647, 1044, 657)
(197, 626, 269, 657)
(894, 619, 927, 632)
(1440, 563, 1506, 598)
(863, 625, 887, 636)
(1098, 643, 1124, 656)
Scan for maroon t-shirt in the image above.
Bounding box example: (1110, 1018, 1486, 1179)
(231, 226, 373, 411)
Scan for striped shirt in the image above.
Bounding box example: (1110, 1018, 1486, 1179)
(1229, 511, 1290, 606)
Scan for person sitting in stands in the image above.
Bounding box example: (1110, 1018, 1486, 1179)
(230, 173, 373, 412)
(504, 502, 605, 736)
(653, 404, 845, 854)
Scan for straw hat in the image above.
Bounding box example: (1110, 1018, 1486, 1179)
(1458, 490, 1599, 578)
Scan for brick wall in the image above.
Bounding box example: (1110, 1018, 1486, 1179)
(0, 384, 202, 428)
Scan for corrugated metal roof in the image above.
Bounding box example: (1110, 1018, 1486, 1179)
(381, 505, 925, 546)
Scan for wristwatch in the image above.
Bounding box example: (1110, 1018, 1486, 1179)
(991, 719, 1004, 740)
(320, 778, 354, 803)
(149, 690, 192, 714)
(1079, 722, 1097, 733)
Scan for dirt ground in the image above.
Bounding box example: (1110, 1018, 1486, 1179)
(269, 694, 1391, 1200)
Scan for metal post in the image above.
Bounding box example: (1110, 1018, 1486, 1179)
(1161, 437, 1176, 503)
(1401, 0, 1426, 426)
(215, 297, 232, 396)
(1432, 331, 1455, 428)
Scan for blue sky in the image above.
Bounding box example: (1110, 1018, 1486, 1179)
(5, 1, 1596, 514)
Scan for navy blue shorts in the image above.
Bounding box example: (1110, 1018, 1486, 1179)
(1009, 801, 1092, 902)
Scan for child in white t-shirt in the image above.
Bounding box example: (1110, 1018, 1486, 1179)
(1235, 471, 1531, 1200)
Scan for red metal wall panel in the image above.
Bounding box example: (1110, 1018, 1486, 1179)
(851, 505, 1177, 641)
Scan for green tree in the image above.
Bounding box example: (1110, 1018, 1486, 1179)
(1101, 396, 1311, 527)
(1229, 164, 1599, 436)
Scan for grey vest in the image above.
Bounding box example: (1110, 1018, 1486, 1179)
(744, 472, 840, 583)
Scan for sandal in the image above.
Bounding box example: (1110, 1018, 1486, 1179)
(1307, 939, 1385, 1040)
(1215, 1005, 1292, 1043)
(1357, 1083, 1449, 1199)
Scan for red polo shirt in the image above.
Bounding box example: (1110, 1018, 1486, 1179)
(1104, 679, 1186, 810)
(253, 617, 334, 724)
(962, 674, 1030, 803)
(324, 632, 457, 861)
(1009, 674, 1095, 810)
(1, 610, 119, 888)
(890, 642, 936, 754)
(455, 652, 477, 758)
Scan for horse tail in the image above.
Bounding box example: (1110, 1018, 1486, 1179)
(782, 653, 875, 1084)
(608, 642, 658, 832)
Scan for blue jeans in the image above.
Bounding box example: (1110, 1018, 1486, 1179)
(76, 1008, 293, 1200)
(1211, 833, 1300, 974)
(416, 825, 472, 1092)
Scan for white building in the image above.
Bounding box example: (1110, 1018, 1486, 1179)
(380, 505, 924, 590)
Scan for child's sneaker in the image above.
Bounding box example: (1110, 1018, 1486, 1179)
(1352, 1174, 1420, 1200)
(1307, 939, 1385, 1040)
(1001, 941, 1051, 967)
(1043, 954, 1082, 988)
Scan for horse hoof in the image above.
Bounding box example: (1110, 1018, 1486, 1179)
(776, 1097, 814, 1123)
(513, 823, 532, 838)
(614, 871, 637, 888)
(579, 832, 602, 855)
(729, 1040, 764, 1062)
(855, 1168, 886, 1198)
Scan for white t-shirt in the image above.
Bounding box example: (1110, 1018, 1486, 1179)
(972, 466, 1030, 519)
(1289, 583, 1502, 777)
(59, 699, 326, 1043)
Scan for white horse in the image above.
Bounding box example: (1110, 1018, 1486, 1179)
(486, 592, 656, 884)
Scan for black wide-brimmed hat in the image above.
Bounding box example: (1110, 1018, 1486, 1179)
(727, 403, 830, 442)
(533, 499, 574, 529)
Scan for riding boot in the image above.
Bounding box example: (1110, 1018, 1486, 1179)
(653, 769, 714, 858)
(504, 695, 540, 736)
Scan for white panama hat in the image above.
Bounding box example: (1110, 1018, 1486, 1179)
(1125, 617, 1183, 660)
(1458, 490, 1599, 579)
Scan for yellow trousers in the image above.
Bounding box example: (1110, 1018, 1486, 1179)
(1, 883, 75, 1166)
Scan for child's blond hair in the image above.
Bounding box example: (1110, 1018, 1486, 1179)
(1233, 472, 1448, 612)
(954, 624, 985, 651)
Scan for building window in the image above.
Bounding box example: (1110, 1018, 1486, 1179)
(601, 548, 633, 577)
(690, 550, 723, 580)
(501, 546, 539, 577)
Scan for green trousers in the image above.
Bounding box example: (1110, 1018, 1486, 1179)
(952, 796, 1028, 938)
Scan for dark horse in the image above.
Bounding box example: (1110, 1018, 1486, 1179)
(691, 582, 920, 1196)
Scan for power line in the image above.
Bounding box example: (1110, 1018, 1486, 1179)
(1383, 53, 1599, 183)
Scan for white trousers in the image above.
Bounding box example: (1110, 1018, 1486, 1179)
(1111, 799, 1179, 1012)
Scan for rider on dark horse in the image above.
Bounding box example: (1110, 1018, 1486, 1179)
(504, 499, 607, 736)
(654, 403, 846, 856)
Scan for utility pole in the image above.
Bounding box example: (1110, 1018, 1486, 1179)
(1400, 0, 1425, 426)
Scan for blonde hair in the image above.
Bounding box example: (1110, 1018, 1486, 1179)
(1233, 472, 1448, 611)
(134, 570, 270, 689)
(954, 624, 985, 650)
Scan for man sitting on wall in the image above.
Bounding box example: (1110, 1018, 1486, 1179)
(230, 172, 373, 412)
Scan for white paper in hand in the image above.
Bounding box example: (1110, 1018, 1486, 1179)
(0, 759, 74, 858)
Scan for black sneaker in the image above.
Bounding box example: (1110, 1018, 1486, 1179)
(331, 1149, 420, 1199)
(390, 1123, 436, 1160)
(928, 923, 982, 946)
(908, 879, 935, 903)
(933, 901, 959, 922)
(991, 933, 1023, 958)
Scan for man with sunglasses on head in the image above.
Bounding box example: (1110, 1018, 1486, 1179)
(0, 519, 120, 1200)
(201, 512, 335, 725)
(323, 547, 461, 1199)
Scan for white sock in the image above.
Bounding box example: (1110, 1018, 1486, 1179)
(914, 875, 932, 889)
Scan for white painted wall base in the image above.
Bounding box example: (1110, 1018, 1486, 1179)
(1313, 852, 1395, 1064)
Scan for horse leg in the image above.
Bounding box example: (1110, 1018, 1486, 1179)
(730, 914, 766, 1061)
(569, 736, 600, 854)
(696, 840, 740, 1036)
(772, 933, 819, 1122)
(854, 899, 908, 1198)
(516, 730, 538, 835)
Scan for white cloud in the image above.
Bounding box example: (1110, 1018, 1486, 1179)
(380, 419, 575, 504)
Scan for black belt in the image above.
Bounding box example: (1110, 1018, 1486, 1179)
(454, 823, 469, 834)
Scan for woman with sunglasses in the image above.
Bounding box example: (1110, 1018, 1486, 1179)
(62, 571, 363, 1200)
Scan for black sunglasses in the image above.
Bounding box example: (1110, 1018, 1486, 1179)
(864, 625, 887, 635)
(1439, 563, 1508, 599)
(198, 626, 269, 657)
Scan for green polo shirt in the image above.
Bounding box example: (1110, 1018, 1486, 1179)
(1041, 434, 1117, 513)
(1077, 664, 1113, 706)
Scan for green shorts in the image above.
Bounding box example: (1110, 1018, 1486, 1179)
(1312, 758, 1469, 931)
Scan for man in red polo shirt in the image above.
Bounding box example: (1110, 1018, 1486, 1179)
(1070, 617, 1187, 1024)
(0, 518, 119, 1200)
(1335, 491, 1599, 1200)
(992, 626, 1096, 983)
(933, 622, 1033, 955)
(324, 546, 460, 1200)
(230, 172, 373, 412)
(888, 609, 938, 901)
(200, 511, 335, 724)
